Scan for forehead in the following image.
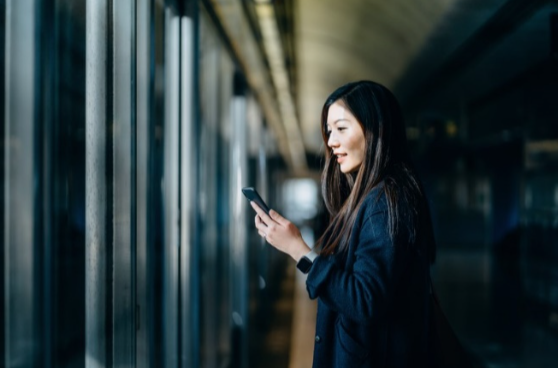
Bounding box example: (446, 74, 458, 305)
(327, 101, 354, 124)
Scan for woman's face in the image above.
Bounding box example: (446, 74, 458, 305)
(326, 101, 366, 174)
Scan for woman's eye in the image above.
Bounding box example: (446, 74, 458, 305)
(338, 127, 346, 132)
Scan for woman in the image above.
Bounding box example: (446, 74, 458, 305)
(250, 80, 436, 368)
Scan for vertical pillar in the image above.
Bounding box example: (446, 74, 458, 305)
(86, 0, 138, 366)
(163, 7, 180, 368)
(85, 0, 108, 366)
(180, 13, 197, 368)
(230, 75, 249, 368)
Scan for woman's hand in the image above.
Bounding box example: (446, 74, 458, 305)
(251, 201, 310, 262)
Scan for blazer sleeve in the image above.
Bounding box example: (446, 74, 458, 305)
(306, 208, 401, 323)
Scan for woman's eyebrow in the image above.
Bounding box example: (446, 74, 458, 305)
(328, 118, 349, 127)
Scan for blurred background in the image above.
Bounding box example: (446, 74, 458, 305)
(1, 0, 558, 367)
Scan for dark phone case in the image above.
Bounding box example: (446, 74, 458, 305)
(241, 187, 270, 215)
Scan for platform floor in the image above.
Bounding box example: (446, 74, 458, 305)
(289, 271, 317, 368)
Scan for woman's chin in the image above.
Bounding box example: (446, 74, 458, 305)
(339, 163, 360, 174)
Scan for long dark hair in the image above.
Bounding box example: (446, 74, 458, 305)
(317, 81, 435, 263)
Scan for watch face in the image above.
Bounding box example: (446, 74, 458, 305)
(297, 256, 313, 274)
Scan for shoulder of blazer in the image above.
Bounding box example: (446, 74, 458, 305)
(359, 183, 388, 219)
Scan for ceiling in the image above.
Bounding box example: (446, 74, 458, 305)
(296, 0, 461, 153)
(294, 0, 555, 154)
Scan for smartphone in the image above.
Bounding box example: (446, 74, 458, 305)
(241, 187, 270, 215)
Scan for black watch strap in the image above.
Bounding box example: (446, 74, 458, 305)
(296, 250, 318, 274)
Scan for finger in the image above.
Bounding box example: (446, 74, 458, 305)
(255, 214, 268, 227)
(269, 209, 289, 226)
(251, 201, 276, 225)
(257, 230, 266, 238)
(255, 215, 267, 232)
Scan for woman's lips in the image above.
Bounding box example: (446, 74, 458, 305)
(336, 154, 346, 163)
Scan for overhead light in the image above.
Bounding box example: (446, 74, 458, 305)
(255, 2, 307, 172)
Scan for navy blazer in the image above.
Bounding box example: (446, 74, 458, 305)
(306, 185, 432, 368)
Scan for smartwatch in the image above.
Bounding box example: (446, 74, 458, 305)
(296, 250, 318, 274)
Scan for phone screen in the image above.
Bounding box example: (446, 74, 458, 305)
(241, 187, 270, 215)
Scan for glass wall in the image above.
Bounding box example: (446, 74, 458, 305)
(2, 0, 271, 367)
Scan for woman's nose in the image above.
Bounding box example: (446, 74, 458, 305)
(328, 134, 339, 148)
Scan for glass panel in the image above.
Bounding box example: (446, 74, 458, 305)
(47, 2, 87, 367)
(199, 10, 248, 368)
(199, 11, 224, 367)
(216, 55, 234, 368)
(113, 0, 135, 365)
(4, 0, 38, 366)
(136, 0, 153, 366)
